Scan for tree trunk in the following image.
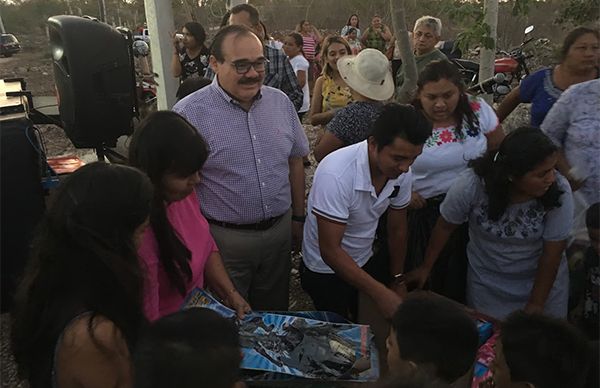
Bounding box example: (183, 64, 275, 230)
(479, 0, 498, 104)
(389, 0, 417, 103)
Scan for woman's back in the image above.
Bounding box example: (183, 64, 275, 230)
(11, 163, 152, 388)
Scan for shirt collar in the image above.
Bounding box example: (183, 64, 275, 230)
(355, 140, 402, 199)
(210, 76, 263, 109)
(355, 141, 374, 192)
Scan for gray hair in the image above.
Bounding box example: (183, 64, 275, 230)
(414, 16, 442, 37)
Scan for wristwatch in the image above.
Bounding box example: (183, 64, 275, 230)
(292, 214, 306, 223)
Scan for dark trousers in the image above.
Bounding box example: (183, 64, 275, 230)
(405, 195, 469, 303)
(300, 253, 389, 321)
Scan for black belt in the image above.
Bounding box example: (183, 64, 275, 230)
(206, 213, 285, 231)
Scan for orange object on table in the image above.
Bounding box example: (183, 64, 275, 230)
(47, 155, 85, 175)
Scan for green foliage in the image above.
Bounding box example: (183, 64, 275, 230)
(442, 0, 483, 23)
(455, 19, 495, 52)
(446, 0, 534, 52)
(556, 0, 600, 25)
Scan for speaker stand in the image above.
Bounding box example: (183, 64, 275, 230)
(95, 146, 128, 163)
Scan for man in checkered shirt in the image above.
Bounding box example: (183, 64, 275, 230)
(204, 3, 304, 112)
(173, 25, 309, 311)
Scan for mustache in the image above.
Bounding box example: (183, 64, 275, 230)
(238, 77, 262, 85)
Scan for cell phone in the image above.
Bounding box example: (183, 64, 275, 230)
(176, 33, 184, 40)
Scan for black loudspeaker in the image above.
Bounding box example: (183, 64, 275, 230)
(1, 118, 46, 312)
(47, 15, 136, 148)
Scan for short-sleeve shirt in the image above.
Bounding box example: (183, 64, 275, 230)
(326, 101, 383, 146)
(411, 95, 499, 199)
(440, 169, 573, 319)
(289, 54, 310, 113)
(541, 79, 600, 205)
(302, 140, 412, 273)
(138, 192, 217, 321)
(173, 79, 309, 224)
(178, 47, 210, 81)
(519, 67, 562, 127)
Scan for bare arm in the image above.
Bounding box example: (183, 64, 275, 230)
(205, 252, 251, 318)
(387, 207, 408, 276)
(405, 216, 460, 289)
(309, 76, 337, 125)
(313, 131, 344, 162)
(289, 156, 306, 217)
(312, 28, 323, 43)
(296, 69, 307, 89)
(56, 316, 132, 388)
(554, 150, 584, 191)
(382, 25, 393, 42)
(171, 34, 182, 78)
(289, 156, 306, 250)
(484, 124, 505, 152)
(317, 214, 402, 318)
(496, 86, 521, 123)
(171, 51, 182, 78)
(526, 240, 567, 313)
(360, 28, 370, 45)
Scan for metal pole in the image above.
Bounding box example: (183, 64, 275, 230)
(0, 8, 6, 33)
(98, 0, 107, 22)
(144, 0, 178, 109)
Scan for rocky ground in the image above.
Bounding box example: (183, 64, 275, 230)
(1, 32, 538, 387)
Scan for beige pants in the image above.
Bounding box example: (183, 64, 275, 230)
(209, 209, 292, 311)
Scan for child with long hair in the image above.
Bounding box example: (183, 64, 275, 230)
(129, 111, 250, 322)
(11, 163, 154, 388)
(283, 32, 310, 120)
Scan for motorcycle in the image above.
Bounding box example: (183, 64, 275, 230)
(132, 40, 157, 106)
(449, 25, 535, 101)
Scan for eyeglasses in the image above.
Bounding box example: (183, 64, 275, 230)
(227, 59, 270, 74)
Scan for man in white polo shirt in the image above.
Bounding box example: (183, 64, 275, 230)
(301, 103, 432, 320)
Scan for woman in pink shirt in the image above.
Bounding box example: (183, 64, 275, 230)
(130, 111, 251, 321)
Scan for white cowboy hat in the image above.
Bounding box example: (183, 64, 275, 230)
(337, 48, 394, 101)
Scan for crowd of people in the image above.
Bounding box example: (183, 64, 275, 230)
(9, 3, 600, 388)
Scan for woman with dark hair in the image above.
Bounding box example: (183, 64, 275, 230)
(405, 59, 504, 302)
(129, 111, 250, 322)
(341, 14, 361, 39)
(407, 127, 574, 319)
(296, 19, 323, 91)
(497, 26, 599, 127)
(283, 32, 310, 120)
(11, 163, 153, 388)
(172, 21, 210, 81)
